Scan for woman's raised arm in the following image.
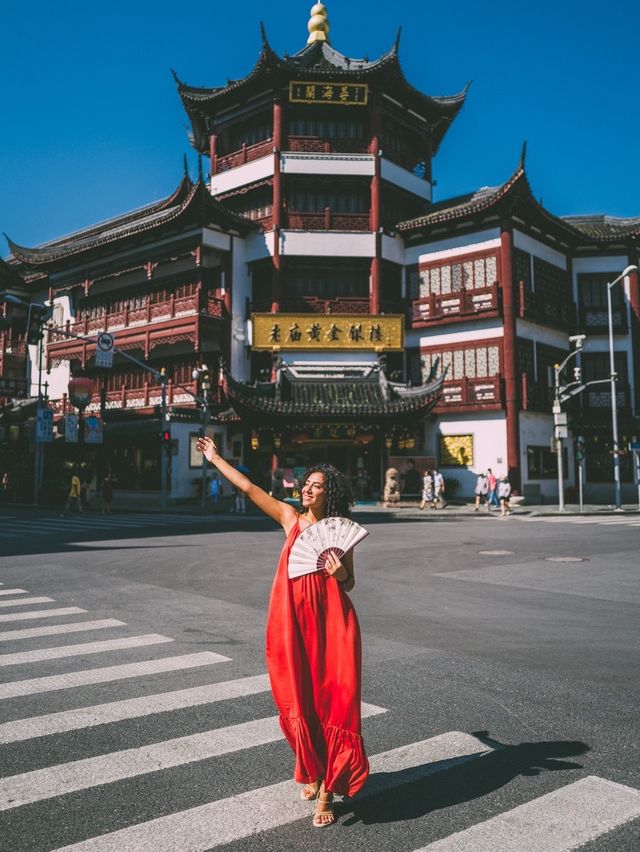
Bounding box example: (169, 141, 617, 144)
(196, 436, 297, 531)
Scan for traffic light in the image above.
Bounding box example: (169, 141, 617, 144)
(26, 303, 53, 346)
(160, 430, 178, 455)
(576, 436, 585, 462)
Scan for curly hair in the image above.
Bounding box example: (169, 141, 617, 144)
(299, 463, 354, 519)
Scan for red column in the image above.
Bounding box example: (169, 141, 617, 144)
(209, 133, 217, 177)
(628, 262, 640, 415)
(370, 136, 381, 314)
(500, 228, 521, 490)
(271, 100, 283, 312)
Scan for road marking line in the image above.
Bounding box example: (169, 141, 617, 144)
(0, 703, 386, 810)
(0, 651, 230, 700)
(0, 596, 55, 609)
(0, 589, 29, 597)
(0, 607, 87, 624)
(0, 619, 126, 643)
(414, 775, 640, 851)
(0, 634, 174, 668)
(0, 674, 273, 743)
(53, 732, 492, 851)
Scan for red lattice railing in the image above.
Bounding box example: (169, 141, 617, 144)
(216, 139, 274, 172)
(286, 211, 371, 232)
(411, 285, 498, 325)
(286, 136, 370, 155)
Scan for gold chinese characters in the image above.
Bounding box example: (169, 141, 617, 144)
(251, 314, 403, 351)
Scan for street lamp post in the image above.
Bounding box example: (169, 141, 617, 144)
(606, 265, 638, 511)
(193, 365, 211, 513)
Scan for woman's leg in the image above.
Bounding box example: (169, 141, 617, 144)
(313, 781, 335, 827)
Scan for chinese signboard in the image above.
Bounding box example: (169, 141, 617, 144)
(36, 409, 54, 443)
(251, 314, 403, 352)
(289, 81, 368, 106)
(439, 434, 474, 467)
(84, 416, 104, 445)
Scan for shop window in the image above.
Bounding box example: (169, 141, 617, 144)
(527, 445, 568, 479)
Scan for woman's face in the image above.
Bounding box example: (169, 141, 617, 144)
(301, 471, 327, 513)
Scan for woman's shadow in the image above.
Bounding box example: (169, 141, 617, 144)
(339, 731, 590, 826)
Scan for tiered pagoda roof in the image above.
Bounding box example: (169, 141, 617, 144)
(561, 214, 640, 242)
(5, 174, 256, 271)
(223, 358, 444, 425)
(176, 24, 468, 154)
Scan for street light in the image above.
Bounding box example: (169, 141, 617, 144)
(553, 335, 585, 513)
(607, 264, 638, 510)
(192, 364, 211, 512)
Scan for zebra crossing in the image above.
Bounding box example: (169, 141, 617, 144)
(516, 513, 640, 528)
(0, 511, 226, 540)
(0, 582, 638, 850)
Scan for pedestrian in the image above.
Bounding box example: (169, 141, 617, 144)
(486, 468, 499, 510)
(101, 469, 115, 514)
(197, 435, 369, 828)
(209, 474, 222, 511)
(61, 467, 83, 517)
(230, 485, 247, 514)
(1, 471, 9, 502)
(419, 468, 433, 510)
(498, 475, 512, 516)
(474, 471, 488, 511)
(432, 469, 446, 508)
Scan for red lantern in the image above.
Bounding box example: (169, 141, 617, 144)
(291, 432, 309, 444)
(68, 377, 95, 410)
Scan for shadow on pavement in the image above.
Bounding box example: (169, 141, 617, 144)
(340, 732, 590, 826)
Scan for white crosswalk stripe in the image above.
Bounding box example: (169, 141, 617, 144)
(0, 619, 126, 643)
(415, 775, 640, 851)
(0, 651, 230, 699)
(0, 634, 174, 667)
(0, 588, 29, 596)
(0, 513, 225, 539)
(517, 515, 640, 528)
(0, 703, 386, 810)
(0, 606, 87, 623)
(0, 596, 55, 608)
(52, 732, 492, 851)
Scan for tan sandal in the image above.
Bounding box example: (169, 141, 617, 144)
(313, 792, 335, 828)
(300, 780, 321, 801)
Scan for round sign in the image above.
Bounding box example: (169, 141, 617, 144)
(97, 332, 114, 352)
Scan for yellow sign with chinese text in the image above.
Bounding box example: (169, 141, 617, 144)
(251, 314, 404, 351)
(440, 434, 474, 467)
(289, 81, 368, 106)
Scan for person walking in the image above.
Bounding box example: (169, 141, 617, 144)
(474, 471, 488, 511)
(419, 468, 433, 510)
(432, 469, 446, 508)
(197, 435, 369, 828)
(208, 474, 222, 512)
(61, 467, 83, 517)
(498, 475, 512, 516)
(101, 469, 115, 514)
(486, 468, 499, 511)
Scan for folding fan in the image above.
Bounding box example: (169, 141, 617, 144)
(288, 517, 370, 579)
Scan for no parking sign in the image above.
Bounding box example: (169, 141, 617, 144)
(95, 332, 115, 368)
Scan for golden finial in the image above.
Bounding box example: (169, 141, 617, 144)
(307, 2, 330, 44)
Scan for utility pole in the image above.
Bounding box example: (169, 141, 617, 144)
(160, 371, 167, 511)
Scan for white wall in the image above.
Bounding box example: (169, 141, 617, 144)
(519, 411, 575, 501)
(380, 157, 432, 201)
(407, 318, 504, 349)
(404, 229, 501, 266)
(513, 229, 567, 269)
(426, 411, 508, 497)
(281, 153, 375, 177)
(210, 156, 274, 196)
(280, 230, 375, 257)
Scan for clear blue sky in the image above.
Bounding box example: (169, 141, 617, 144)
(2, 0, 639, 250)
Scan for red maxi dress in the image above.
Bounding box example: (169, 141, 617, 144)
(265, 519, 369, 797)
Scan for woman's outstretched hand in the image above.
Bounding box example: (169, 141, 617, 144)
(324, 550, 349, 583)
(196, 436, 219, 464)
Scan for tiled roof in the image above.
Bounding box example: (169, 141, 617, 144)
(224, 361, 443, 422)
(561, 214, 640, 241)
(6, 179, 256, 268)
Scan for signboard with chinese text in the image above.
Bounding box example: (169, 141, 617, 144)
(251, 314, 403, 352)
(35, 409, 54, 443)
(439, 434, 474, 467)
(64, 413, 79, 443)
(289, 81, 368, 106)
(84, 415, 104, 444)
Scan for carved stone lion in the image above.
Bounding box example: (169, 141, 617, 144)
(383, 467, 400, 506)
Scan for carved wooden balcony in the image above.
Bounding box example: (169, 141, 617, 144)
(518, 283, 576, 329)
(410, 285, 499, 327)
(0, 333, 27, 377)
(286, 136, 370, 155)
(52, 379, 224, 415)
(215, 139, 274, 172)
(577, 305, 627, 335)
(285, 210, 371, 232)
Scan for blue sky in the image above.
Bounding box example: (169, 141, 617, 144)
(2, 0, 639, 250)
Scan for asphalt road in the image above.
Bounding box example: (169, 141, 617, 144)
(0, 508, 638, 851)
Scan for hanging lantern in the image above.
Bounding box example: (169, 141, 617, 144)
(67, 377, 95, 411)
(357, 432, 375, 445)
(250, 431, 260, 451)
(385, 435, 393, 449)
(273, 434, 282, 449)
(398, 437, 406, 450)
(291, 432, 308, 444)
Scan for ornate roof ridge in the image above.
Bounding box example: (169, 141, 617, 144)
(6, 180, 257, 267)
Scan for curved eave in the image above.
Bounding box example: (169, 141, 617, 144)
(7, 182, 256, 268)
(562, 216, 640, 244)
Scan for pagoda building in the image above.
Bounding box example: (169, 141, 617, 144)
(2, 2, 639, 503)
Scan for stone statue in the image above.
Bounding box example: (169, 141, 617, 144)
(383, 467, 400, 506)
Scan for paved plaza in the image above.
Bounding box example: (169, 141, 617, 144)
(0, 509, 638, 850)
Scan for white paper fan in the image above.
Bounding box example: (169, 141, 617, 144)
(288, 517, 369, 579)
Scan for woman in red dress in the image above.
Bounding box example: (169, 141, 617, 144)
(197, 437, 368, 828)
